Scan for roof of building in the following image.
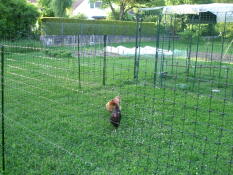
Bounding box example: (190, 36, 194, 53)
(140, 3, 233, 22)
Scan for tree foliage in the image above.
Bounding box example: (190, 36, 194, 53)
(165, 0, 212, 5)
(51, 0, 73, 17)
(38, 0, 55, 17)
(92, 0, 154, 20)
(161, 0, 232, 5)
(71, 13, 88, 20)
(93, 0, 223, 20)
(213, 0, 233, 2)
(0, 0, 40, 38)
(147, 0, 165, 7)
(39, 0, 72, 17)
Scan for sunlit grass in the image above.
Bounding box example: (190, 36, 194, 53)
(1, 42, 233, 174)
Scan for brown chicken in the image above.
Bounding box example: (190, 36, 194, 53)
(106, 96, 122, 128)
(110, 104, 121, 128)
(105, 96, 121, 112)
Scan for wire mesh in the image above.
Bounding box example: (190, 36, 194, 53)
(0, 12, 233, 174)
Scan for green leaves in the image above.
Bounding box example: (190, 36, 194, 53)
(93, 0, 154, 20)
(165, 0, 212, 5)
(0, 0, 40, 38)
(39, 0, 72, 17)
(51, 0, 73, 17)
(41, 17, 155, 36)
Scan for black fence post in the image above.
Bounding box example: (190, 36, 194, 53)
(191, 12, 203, 90)
(77, 35, 81, 88)
(103, 35, 107, 86)
(154, 15, 161, 86)
(1, 45, 5, 173)
(134, 15, 139, 80)
(134, 14, 142, 81)
(218, 13, 227, 87)
(186, 23, 193, 77)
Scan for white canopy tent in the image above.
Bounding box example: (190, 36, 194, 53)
(139, 3, 233, 23)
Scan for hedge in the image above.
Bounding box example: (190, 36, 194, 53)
(41, 17, 156, 36)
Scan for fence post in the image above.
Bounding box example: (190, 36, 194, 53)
(218, 13, 227, 87)
(154, 15, 161, 86)
(103, 35, 107, 86)
(77, 35, 81, 88)
(134, 15, 139, 80)
(1, 45, 5, 173)
(134, 14, 142, 81)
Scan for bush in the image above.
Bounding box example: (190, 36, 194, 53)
(106, 11, 134, 21)
(0, 0, 40, 39)
(191, 24, 218, 36)
(178, 29, 199, 42)
(38, 0, 55, 17)
(178, 24, 218, 42)
(41, 17, 155, 36)
(71, 13, 88, 20)
(215, 22, 233, 39)
(44, 49, 72, 58)
(143, 15, 159, 23)
(41, 7, 55, 17)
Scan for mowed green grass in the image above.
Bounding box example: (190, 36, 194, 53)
(1, 42, 233, 175)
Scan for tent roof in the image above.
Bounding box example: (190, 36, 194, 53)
(139, 3, 233, 22)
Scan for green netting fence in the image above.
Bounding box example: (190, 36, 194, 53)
(0, 14, 233, 174)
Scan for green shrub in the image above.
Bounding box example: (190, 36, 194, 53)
(178, 29, 199, 42)
(71, 13, 88, 20)
(38, 0, 55, 17)
(41, 17, 155, 36)
(0, 0, 40, 39)
(215, 22, 233, 39)
(143, 15, 159, 23)
(191, 24, 217, 36)
(178, 24, 217, 42)
(106, 11, 134, 21)
(44, 49, 72, 58)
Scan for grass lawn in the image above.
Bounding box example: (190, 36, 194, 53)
(1, 39, 233, 174)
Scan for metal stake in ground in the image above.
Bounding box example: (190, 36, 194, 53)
(103, 35, 107, 86)
(1, 45, 5, 173)
(134, 14, 142, 81)
(154, 15, 162, 87)
(78, 35, 81, 88)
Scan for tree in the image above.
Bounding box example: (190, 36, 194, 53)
(94, 0, 154, 20)
(0, 0, 40, 38)
(38, 0, 55, 17)
(213, 0, 233, 2)
(147, 0, 165, 7)
(165, 0, 213, 5)
(51, 0, 73, 17)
